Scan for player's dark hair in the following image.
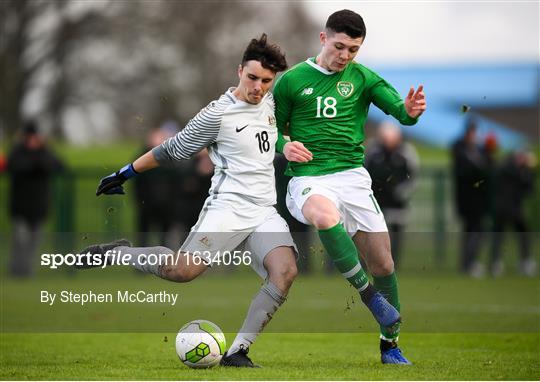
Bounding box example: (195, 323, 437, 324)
(241, 33, 288, 73)
(325, 9, 366, 39)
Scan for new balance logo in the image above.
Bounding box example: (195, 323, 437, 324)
(301, 88, 313, 96)
(235, 124, 248, 132)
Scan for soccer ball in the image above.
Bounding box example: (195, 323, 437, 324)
(175, 319, 226, 368)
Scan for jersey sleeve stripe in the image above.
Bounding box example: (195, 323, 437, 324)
(153, 95, 233, 163)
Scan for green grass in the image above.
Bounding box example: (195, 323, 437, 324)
(1, 332, 538, 380)
(1, 272, 539, 380)
(53, 141, 142, 169)
(0, 140, 142, 169)
(2, 140, 449, 169)
(2, 271, 539, 333)
(1, 139, 539, 379)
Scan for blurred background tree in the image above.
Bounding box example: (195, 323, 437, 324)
(0, 0, 318, 143)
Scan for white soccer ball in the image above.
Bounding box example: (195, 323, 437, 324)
(175, 319, 226, 369)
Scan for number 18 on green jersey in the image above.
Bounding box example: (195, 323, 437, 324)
(273, 58, 418, 177)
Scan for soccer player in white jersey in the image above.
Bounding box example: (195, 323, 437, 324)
(78, 34, 311, 367)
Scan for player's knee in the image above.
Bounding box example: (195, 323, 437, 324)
(283, 263, 298, 285)
(381, 260, 395, 276)
(310, 211, 340, 230)
(269, 263, 297, 290)
(309, 207, 339, 229)
(372, 257, 395, 276)
(303, 196, 340, 229)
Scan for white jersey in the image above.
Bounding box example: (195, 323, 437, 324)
(152, 88, 277, 206)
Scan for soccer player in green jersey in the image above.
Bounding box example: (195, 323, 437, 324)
(273, 9, 426, 365)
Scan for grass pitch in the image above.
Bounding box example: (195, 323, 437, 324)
(1, 271, 539, 380)
(1, 332, 538, 380)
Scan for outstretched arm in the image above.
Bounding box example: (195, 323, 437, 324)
(370, 75, 426, 125)
(133, 150, 159, 173)
(97, 100, 224, 196)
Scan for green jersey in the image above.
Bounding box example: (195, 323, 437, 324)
(273, 58, 418, 177)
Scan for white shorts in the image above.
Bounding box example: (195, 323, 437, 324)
(181, 194, 297, 279)
(286, 167, 388, 235)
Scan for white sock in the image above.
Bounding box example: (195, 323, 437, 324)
(228, 281, 286, 355)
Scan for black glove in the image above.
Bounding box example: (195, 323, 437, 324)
(96, 163, 138, 196)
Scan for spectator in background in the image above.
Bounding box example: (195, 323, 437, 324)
(365, 121, 419, 268)
(134, 122, 214, 250)
(490, 150, 537, 277)
(7, 121, 64, 277)
(174, 149, 214, 233)
(451, 118, 489, 277)
(0, 152, 7, 172)
(133, 124, 177, 248)
(481, 132, 499, 252)
(482, 132, 499, 214)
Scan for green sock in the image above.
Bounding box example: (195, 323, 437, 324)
(373, 272, 401, 340)
(318, 223, 369, 290)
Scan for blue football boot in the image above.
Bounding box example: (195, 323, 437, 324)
(381, 346, 412, 365)
(366, 292, 401, 333)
